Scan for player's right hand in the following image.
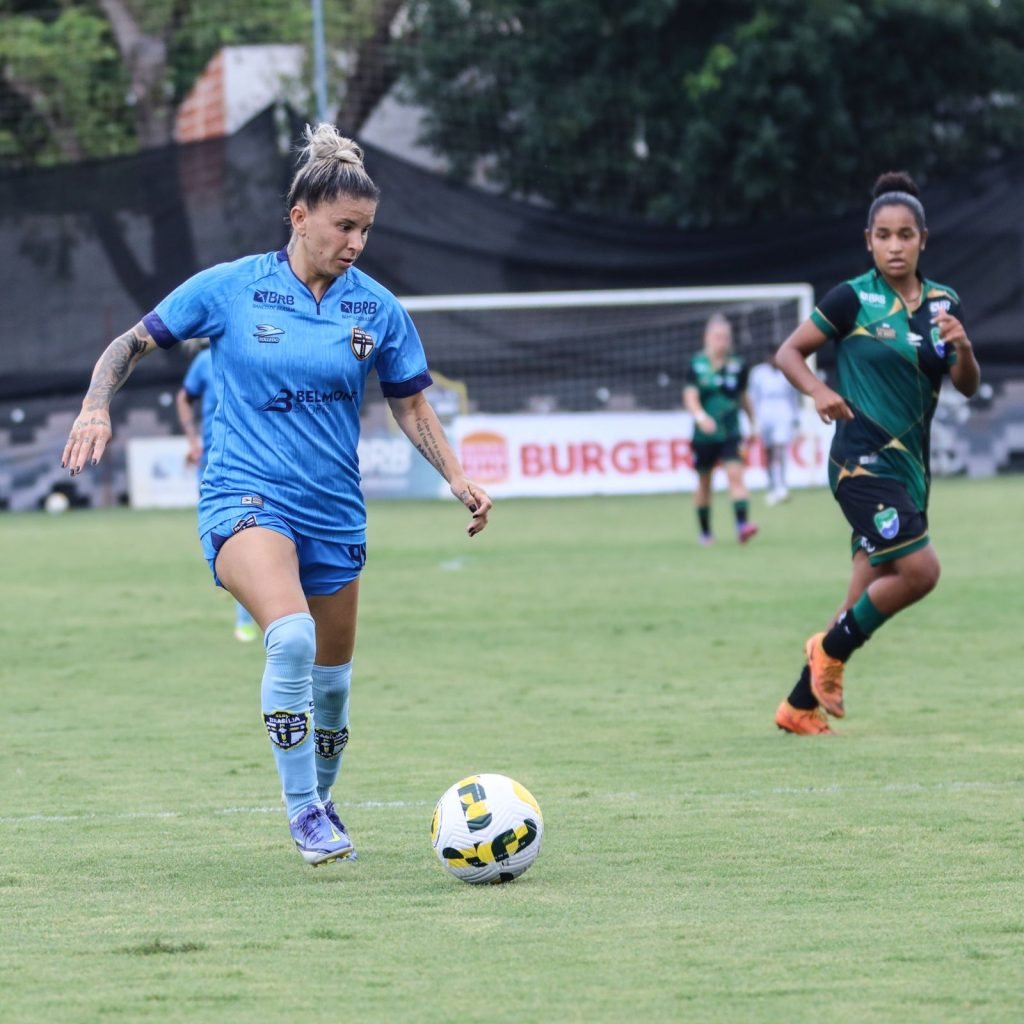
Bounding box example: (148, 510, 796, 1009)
(698, 413, 716, 433)
(810, 385, 853, 425)
(62, 407, 112, 475)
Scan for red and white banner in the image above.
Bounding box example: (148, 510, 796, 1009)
(452, 411, 831, 498)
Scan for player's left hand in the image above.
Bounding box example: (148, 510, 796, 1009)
(932, 310, 969, 352)
(451, 478, 492, 537)
(62, 406, 112, 476)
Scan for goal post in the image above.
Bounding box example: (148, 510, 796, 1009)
(396, 283, 815, 417)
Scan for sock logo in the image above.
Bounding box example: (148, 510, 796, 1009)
(314, 725, 349, 759)
(264, 710, 310, 750)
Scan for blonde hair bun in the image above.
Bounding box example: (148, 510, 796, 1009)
(299, 123, 365, 168)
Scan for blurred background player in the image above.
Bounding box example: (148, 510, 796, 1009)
(773, 171, 980, 736)
(176, 338, 258, 642)
(62, 123, 492, 865)
(683, 313, 759, 545)
(748, 345, 802, 505)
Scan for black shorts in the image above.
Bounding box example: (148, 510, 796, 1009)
(836, 475, 929, 566)
(692, 437, 742, 473)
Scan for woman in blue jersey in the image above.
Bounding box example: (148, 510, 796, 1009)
(175, 339, 258, 643)
(772, 171, 980, 736)
(63, 123, 492, 864)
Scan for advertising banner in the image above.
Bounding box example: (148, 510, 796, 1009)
(128, 430, 448, 509)
(127, 437, 199, 509)
(358, 429, 450, 500)
(127, 415, 832, 508)
(452, 411, 832, 498)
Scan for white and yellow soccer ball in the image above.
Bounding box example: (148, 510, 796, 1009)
(431, 773, 544, 884)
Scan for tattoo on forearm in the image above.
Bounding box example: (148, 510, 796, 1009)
(413, 417, 449, 476)
(84, 329, 149, 409)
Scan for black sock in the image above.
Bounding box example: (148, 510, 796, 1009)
(733, 499, 749, 526)
(697, 506, 711, 535)
(822, 608, 868, 663)
(787, 665, 817, 709)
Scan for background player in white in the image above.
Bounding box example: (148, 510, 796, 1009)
(748, 346, 802, 505)
(63, 124, 492, 866)
(175, 338, 258, 642)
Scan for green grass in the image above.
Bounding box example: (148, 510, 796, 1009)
(2, 477, 1023, 1023)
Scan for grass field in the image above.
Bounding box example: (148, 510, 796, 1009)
(2, 477, 1023, 1023)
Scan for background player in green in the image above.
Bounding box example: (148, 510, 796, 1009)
(683, 313, 759, 545)
(773, 171, 981, 735)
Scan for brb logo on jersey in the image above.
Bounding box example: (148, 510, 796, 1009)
(350, 326, 375, 361)
(340, 299, 379, 316)
(253, 290, 295, 307)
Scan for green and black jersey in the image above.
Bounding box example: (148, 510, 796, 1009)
(812, 268, 961, 512)
(686, 352, 749, 443)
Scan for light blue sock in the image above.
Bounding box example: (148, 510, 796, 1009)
(261, 613, 318, 820)
(235, 602, 254, 628)
(312, 662, 352, 804)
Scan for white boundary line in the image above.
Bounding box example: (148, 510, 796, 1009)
(0, 780, 1017, 826)
(0, 799, 433, 825)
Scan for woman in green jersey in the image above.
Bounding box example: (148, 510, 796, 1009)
(773, 171, 981, 735)
(683, 313, 759, 545)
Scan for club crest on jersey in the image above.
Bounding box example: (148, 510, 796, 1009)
(350, 326, 375, 361)
(264, 710, 309, 750)
(873, 506, 900, 541)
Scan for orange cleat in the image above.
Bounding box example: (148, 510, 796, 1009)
(775, 700, 835, 736)
(805, 631, 845, 718)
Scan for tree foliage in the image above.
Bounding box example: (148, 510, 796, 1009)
(397, 0, 1024, 225)
(0, 0, 394, 167)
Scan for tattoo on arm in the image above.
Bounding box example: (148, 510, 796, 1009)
(413, 416, 449, 477)
(84, 328, 150, 409)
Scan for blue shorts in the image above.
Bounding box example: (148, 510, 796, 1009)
(201, 509, 367, 595)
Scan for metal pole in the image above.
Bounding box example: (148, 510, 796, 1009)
(312, 0, 329, 122)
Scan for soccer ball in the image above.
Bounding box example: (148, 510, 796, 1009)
(431, 773, 544, 884)
(44, 490, 70, 515)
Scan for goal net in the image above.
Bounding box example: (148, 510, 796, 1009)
(391, 284, 813, 418)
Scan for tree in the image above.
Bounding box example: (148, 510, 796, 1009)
(396, 0, 1024, 225)
(0, 0, 403, 167)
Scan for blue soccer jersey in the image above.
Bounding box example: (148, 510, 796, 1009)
(181, 348, 216, 469)
(144, 249, 432, 542)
